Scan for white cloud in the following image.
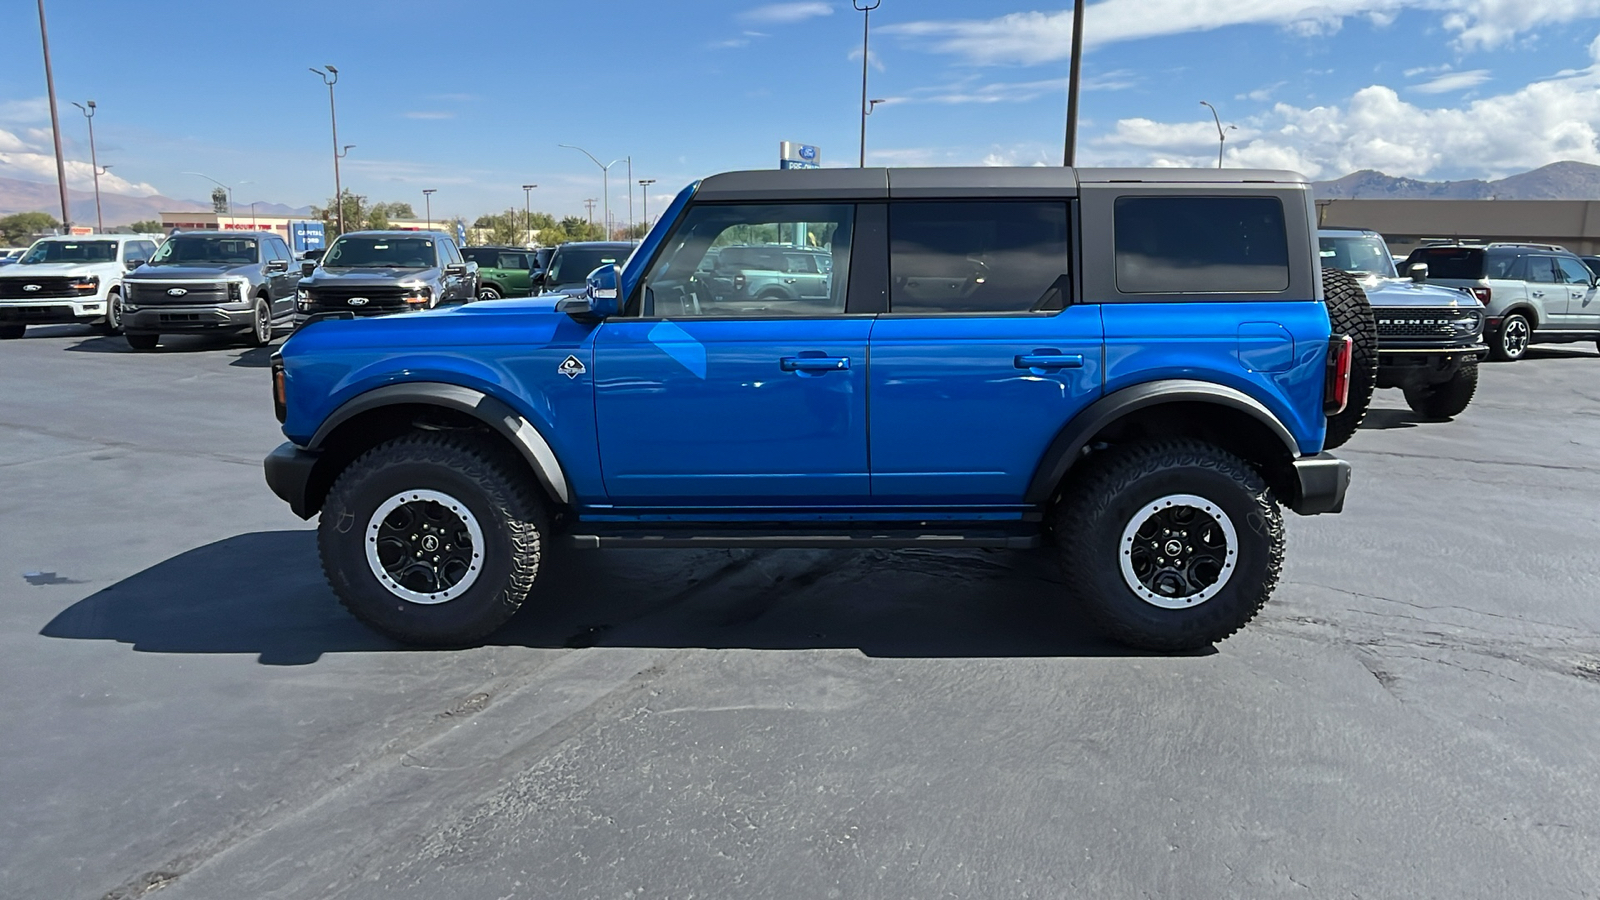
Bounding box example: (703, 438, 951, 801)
(1090, 40, 1600, 179)
(0, 151, 160, 196)
(0, 97, 50, 124)
(1410, 69, 1491, 93)
(1238, 81, 1287, 102)
(740, 2, 833, 24)
(846, 46, 887, 72)
(882, 1, 1600, 63)
(0, 128, 34, 153)
(403, 111, 455, 120)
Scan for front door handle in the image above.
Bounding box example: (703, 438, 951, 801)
(1015, 352, 1085, 370)
(781, 356, 850, 372)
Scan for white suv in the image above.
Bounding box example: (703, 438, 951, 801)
(0, 234, 160, 339)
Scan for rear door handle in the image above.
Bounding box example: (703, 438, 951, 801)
(781, 356, 850, 372)
(1015, 353, 1085, 370)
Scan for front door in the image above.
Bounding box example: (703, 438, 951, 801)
(867, 200, 1103, 504)
(1556, 256, 1599, 329)
(593, 201, 869, 507)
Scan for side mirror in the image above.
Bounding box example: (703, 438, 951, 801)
(301, 261, 317, 277)
(265, 259, 289, 274)
(303, 249, 325, 262)
(125, 259, 146, 269)
(1409, 262, 1429, 283)
(444, 262, 467, 276)
(558, 264, 622, 320)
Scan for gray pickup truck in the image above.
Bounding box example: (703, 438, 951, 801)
(122, 231, 300, 350)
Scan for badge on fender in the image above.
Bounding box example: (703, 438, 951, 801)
(558, 355, 586, 379)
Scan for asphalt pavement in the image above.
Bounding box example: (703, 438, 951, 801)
(3, 324, 1599, 899)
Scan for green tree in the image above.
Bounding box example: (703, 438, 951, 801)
(309, 190, 372, 239)
(374, 201, 414, 220)
(366, 206, 390, 231)
(1, 211, 60, 244)
(127, 219, 164, 234)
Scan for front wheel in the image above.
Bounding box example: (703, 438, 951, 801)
(1053, 440, 1284, 651)
(1403, 364, 1478, 419)
(98, 290, 124, 335)
(318, 433, 547, 646)
(477, 284, 502, 301)
(1492, 313, 1531, 361)
(245, 297, 272, 347)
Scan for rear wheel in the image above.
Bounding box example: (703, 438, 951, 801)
(1403, 364, 1478, 419)
(125, 333, 158, 351)
(245, 297, 272, 347)
(477, 284, 502, 301)
(0, 324, 23, 340)
(1492, 313, 1531, 361)
(1053, 440, 1284, 651)
(318, 433, 547, 646)
(1321, 267, 1377, 449)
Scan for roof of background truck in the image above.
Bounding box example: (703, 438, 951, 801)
(695, 167, 1309, 201)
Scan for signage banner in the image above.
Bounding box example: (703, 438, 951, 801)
(779, 141, 821, 170)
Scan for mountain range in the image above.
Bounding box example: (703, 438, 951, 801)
(0, 176, 313, 226)
(1311, 160, 1600, 200)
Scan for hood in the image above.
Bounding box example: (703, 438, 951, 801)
(128, 263, 250, 280)
(1362, 276, 1478, 309)
(310, 267, 440, 285)
(0, 262, 110, 278)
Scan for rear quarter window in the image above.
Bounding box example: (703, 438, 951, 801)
(1114, 196, 1289, 294)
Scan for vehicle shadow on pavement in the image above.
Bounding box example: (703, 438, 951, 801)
(1360, 408, 1425, 430)
(65, 333, 277, 357)
(40, 530, 1156, 665)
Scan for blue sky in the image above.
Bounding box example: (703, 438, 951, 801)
(3, 0, 1600, 224)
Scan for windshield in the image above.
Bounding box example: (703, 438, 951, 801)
(547, 247, 628, 289)
(150, 236, 259, 266)
(323, 236, 438, 269)
(20, 241, 118, 265)
(1319, 235, 1397, 278)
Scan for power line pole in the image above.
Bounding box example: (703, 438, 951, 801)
(522, 184, 537, 246)
(583, 198, 597, 233)
(1062, 0, 1085, 166)
(37, 0, 70, 231)
(71, 100, 103, 232)
(853, 0, 881, 168)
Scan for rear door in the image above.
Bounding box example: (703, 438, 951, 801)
(866, 199, 1102, 504)
(1524, 256, 1566, 324)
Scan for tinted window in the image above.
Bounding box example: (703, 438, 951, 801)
(638, 204, 852, 317)
(1319, 234, 1396, 278)
(1115, 197, 1288, 294)
(889, 201, 1069, 313)
(1555, 257, 1593, 284)
(498, 252, 529, 270)
(1525, 257, 1559, 283)
(21, 241, 118, 264)
(548, 246, 634, 290)
(1409, 247, 1485, 280)
(323, 236, 437, 268)
(441, 240, 463, 266)
(150, 236, 258, 265)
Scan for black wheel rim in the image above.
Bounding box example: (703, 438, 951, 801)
(366, 491, 483, 603)
(257, 303, 270, 342)
(1119, 495, 1238, 608)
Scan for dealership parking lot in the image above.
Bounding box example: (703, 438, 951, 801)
(3, 324, 1600, 899)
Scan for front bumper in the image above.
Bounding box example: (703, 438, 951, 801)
(0, 299, 106, 324)
(125, 304, 255, 334)
(1288, 452, 1351, 516)
(264, 442, 320, 519)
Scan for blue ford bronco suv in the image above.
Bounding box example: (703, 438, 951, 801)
(265, 167, 1359, 651)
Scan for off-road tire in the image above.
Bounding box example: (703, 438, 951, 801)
(319, 433, 547, 646)
(1053, 440, 1284, 651)
(1491, 312, 1531, 361)
(477, 284, 502, 301)
(1403, 364, 1478, 419)
(0, 324, 23, 340)
(1322, 267, 1377, 449)
(245, 297, 272, 347)
(125, 333, 159, 351)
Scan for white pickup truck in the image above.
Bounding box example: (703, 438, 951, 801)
(0, 234, 161, 339)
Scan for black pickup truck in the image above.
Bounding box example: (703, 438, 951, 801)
(295, 230, 477, 322)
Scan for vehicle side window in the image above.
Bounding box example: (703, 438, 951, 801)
(1486, 254, 1523, 279)
(264, 239, 288, 263)
(443, 241, 463, 266)
(1525, 257, 1559, 283)
(888, 201, 1069, 314)
(1555, 257, 1593, 284)
(1114, 196, 1289, 294)
(637, 203, 853, 318)
(498, 252, 526, 270)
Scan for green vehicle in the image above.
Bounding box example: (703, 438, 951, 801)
(461, 246, 540, 300)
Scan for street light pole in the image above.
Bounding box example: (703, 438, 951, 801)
(625, 157, 633, 239)
(310, 65, 343, 233)
(37, 0, 70, 231)
(560, 144, 622, 241)
(854, 0, 881, 168)
(638, 179, 655, 234)
(521, 183, 537, 246)
(1199, 100, 1236, 168)
(183, 172, 234, 224)
(422, 189, 436, 231)
(71, 101, 104, 232)
(1063, 0, 1085, 166)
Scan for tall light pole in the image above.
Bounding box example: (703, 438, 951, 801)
(309, 65, 343, 233)
(854, 0, 881, 168)
(422, 189, 436, 231)
(184, 172, 234, 220)
(1063, 0, 1085, 166)
(638, 179, 655, 234)
(862, 98, 887, 164)
(37, 0, 70, 231)
(560, 144, 622, 241)
(521, 184, 538, 246)
(1199, 101, 1237, 168)
(625, 157, 633, 238)
(70, 101, 104, 232)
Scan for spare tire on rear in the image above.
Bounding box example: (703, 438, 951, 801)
(1321, 267, 1377, 450)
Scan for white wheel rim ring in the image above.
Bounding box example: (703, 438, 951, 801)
(1118, 493, 1239, 610)
(364, 489, 485, 605)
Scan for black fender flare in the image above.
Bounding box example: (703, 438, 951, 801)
(1024, 379, 1301, 504)
(309, 382, 570, 504)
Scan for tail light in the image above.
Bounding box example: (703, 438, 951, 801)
(1324, 335, 1353, 416)
(1470, 286, 1491, 304)
(271, 353, 287, 423)
(733, 273, 747, 292)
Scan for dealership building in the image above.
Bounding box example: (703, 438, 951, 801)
(1317, 199, 1600, 256)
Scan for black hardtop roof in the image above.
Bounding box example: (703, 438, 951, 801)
(695, 166, 1308, 201)
(166, 230, 263, 238)
(336, 230, 448, 239)
(554, 241, 635, 250)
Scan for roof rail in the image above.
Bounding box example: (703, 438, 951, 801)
(1418, 237, 1486, 246)
(1487, 241, 1570, 252)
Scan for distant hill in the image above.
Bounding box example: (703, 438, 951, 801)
(1313, 161, 1600, 200)
(0, 176, 312, 226)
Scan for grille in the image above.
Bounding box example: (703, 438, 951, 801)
(1374, 307, 1477, 341)
(0, 277, 80, 299)
(307, 285, 411, 312)
(126, 281, 229, 304)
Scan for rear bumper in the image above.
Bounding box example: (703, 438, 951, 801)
(1288, 452, 1350, 516)
(264, 442, 320, 520)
